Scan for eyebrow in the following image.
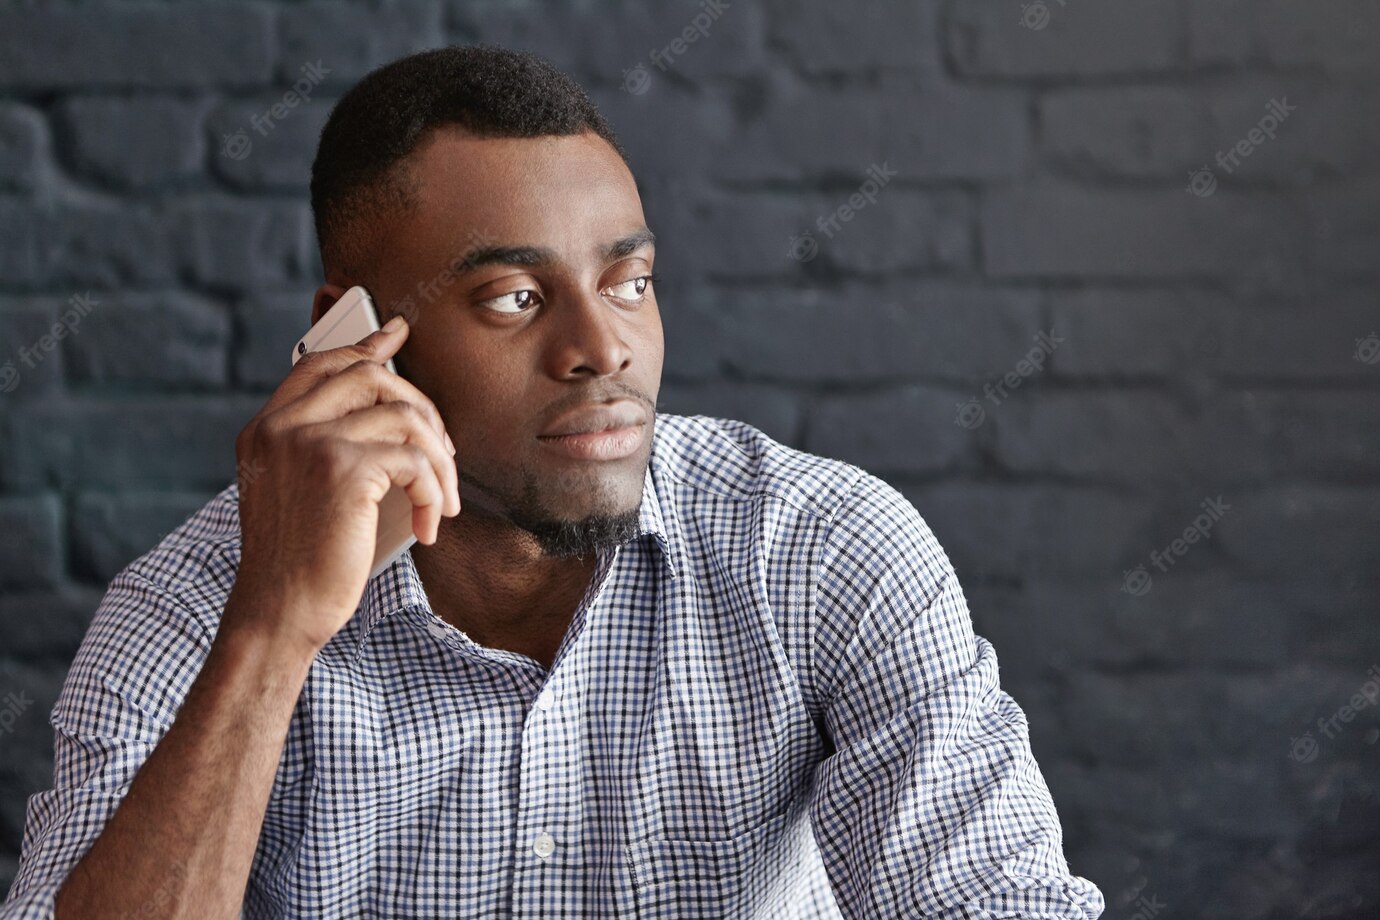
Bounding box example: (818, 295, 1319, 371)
(452, 228, 656, 274)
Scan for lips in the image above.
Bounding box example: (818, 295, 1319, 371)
(538, 401, 647, 439)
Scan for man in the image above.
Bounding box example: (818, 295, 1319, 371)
(3, 46, 1104, 919)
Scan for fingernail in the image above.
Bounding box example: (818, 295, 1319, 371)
(383, 315, 405, 333)
(444, 432, 456, 455)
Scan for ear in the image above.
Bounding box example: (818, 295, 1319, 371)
(311, 282, 350, 326)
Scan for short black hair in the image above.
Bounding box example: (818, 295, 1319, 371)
(310, 44, 628, 276)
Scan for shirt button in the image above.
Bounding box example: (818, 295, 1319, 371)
(426, 620, 448, 639)
(536, 688, 556, 711)
(532, 832, 555, 859)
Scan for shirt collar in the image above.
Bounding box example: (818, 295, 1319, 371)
(349, 450, 684, 661)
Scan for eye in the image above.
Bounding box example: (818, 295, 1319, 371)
(604, 274, 657, 303)
(476, 289, 539, 314)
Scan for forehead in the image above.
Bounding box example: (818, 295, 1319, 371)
(397, 128, 646, 257)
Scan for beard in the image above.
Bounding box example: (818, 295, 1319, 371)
(457, 459, 644, 560)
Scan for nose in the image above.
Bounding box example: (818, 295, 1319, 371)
(542, 284, 635, 380)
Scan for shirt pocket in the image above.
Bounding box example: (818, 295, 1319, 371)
(624, 807, 793, 915)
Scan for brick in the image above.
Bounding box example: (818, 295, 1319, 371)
(666, 282, 1043, 385)
(0, 104, 44, 192)
(968, 573, 1293, 683)
(650, 187, 971, 281)
(1304, 178, 1380, 279)
(0, 494, 61, 590)
(993, 390, 1380, 484)
(0, 587, 104, 662)
(0, 298, 66, 398)
(1049, 757, 1298, 841)
(70, 490, 218, 583)
(1054, 669, 1339, 767)
(0, 200, 168, 289)
(451, 0, 766, 88)
(902, 482, 1157, 580)
(209, 96, 334, 192)
(58, 96, 207, 190)
(1040, 87, 1211, 177)
(0, 396, 264, 491)
(169, 197, 317, 292)
(279, 1, 443, 85)
(654, 383, 804, 448)
(762, 0, 941, 72)
(712, 74, 1028, 182)
(1187, 0, 1380, 71)
(947, 0, 1182, 77)
(0, 7, 273, 89)
(805, 385, 973, 476)
(63, 293, 231, 389)
(1049, 287, 1380, 380)
(0, 198, 313, 292)
(234, 289, 318, 390)
(982, 183, 1303, 279)
(1215, 486, 1380, 579)
(1199, 82, 1380, 184)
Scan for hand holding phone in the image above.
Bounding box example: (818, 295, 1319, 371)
(290, 286, 428, 582)
(226, 286, 460, 656)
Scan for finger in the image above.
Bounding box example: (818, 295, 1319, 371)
(306, 402, 460, 517)
(356, 441, 448, 545)
(273, 353, 450, 445)
(263, 316, 411, 418)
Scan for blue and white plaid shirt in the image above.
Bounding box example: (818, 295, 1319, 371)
(4, 413, 1103, 919)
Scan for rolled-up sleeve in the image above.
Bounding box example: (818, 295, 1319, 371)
(807, 470, 1104, 919)
(1, 565, 212, 919)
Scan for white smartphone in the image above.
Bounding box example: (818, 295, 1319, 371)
(290, 285, 419, 581)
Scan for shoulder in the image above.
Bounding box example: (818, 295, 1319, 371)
(649, 412, 863, 521)
(113, 480, 244, 644)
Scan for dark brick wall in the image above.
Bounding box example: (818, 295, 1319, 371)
(2, 1, 1378, 916)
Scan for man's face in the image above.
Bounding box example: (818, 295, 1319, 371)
(344, 128, 663, 558)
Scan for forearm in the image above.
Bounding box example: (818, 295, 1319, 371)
(54, 587, 319, 920)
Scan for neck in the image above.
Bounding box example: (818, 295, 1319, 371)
(409, 507, 601, 667)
